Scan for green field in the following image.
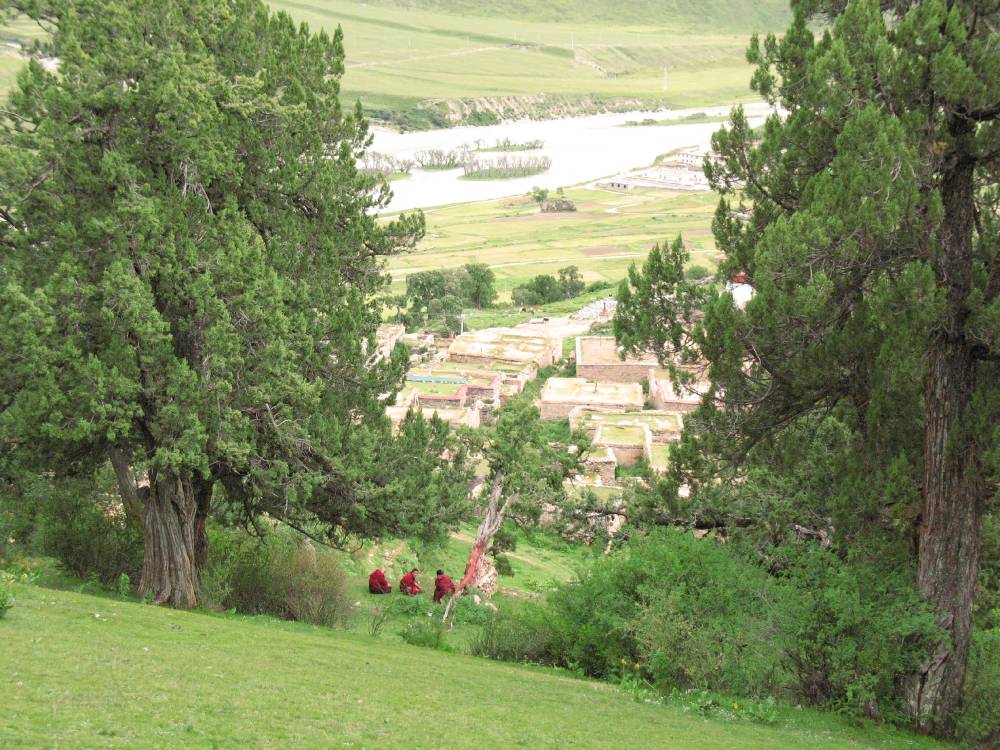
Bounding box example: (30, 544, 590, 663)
(266, 0, 787, 120)
(2, 2, 782, 120)
(388, 186, 719, 297)
(2, 581, 948, 750)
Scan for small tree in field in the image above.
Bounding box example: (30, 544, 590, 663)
(444, 398, 575, 620)
(0, 0, 469, 607)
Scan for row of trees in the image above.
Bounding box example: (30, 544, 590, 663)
(512, 266, 585, 307)
(393, 264, 497, 334)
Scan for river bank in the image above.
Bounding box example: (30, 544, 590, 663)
(373, 102, 772, 213)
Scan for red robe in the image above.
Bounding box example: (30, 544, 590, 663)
(399, 571, 422, 595)
(433, 574, 455, 603)
(368, 569, 391, 594)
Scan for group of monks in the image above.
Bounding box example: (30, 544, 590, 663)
(368, 567, 456, 604)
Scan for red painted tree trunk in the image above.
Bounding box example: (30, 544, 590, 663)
(444, 471, 506, 622)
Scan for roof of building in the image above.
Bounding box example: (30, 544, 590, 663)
(575, 336, 659, 367)
(540, 378, 644, 407)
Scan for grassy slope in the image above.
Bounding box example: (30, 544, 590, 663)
(388, 186, 719, 296)
(3, 582, 947, 750)
(266, 0, 788, 113)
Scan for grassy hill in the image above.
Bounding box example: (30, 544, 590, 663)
(266, 0, 789, 125)
(2, 582, 948, 749)
(335, 0, 791, 29)
(1, 2, 785, 123)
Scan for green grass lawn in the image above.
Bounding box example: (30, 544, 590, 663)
(599, 425, 646, 445)
(2, 581, 948, 749)
(389, 186, 720, 299)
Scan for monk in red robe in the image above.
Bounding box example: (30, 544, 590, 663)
(368, 569, 391, 594)
(399, 568, 422, 595)
(433, 569, 455, 604)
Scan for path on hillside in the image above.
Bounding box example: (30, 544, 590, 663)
(349, 45, 504, 69)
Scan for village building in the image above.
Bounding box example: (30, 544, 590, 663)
(539, 378, 643, 420)
(372, 323, 405, 363)
(385, 404, 481, 431)
(448, 328, 562, 368)
(725, 272, 754, 309)
(575, 336, 660, 383)
(648, 371, 710, 413)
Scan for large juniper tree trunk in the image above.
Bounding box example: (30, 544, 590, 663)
(139, 472, 199, 608)
(905, 125, 985, 730)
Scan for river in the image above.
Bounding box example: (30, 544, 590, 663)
(371, 101, 773, 213)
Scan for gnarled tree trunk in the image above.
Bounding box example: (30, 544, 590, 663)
(139, 472, 199, 608)
(905, 123, 985, 731)
(444, 471, 506, 622)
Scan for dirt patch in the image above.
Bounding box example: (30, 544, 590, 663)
(579, 246, 623, 257)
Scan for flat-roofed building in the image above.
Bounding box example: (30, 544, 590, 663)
(575, 336, 660, 383)
(449, 328, 562, 369)
(539, 378, 643, 420)
(648, 370, 709, 413)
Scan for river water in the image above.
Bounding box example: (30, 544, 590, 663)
(372, 102, 772, 213)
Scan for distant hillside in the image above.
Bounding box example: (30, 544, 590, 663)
(344, 0, 791, 32)
(267, 0, 785, 127)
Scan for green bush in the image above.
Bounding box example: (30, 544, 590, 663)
(468, 605, 562, 664)
(773, 545, 938, 720)
(549, 529, 783, 694)
(201, 527, 352, 627)
(448, 596, 493, 626)
(33, 492, 143, 585)
(685, 264, 711, 281)
(0, 585, 13, 619)
(401, 618, 452, 651)
(956, 621, 1000, 749)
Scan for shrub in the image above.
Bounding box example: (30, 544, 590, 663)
(0, 585, 13, 619)
(956, 621, 1000, 749)
(284, 545, 352, 628)
(773, 545, 938, 720)
(33, 491, 143, 585)
(685, 264, 711, 281)
(401, 618, 452, 651)
(202, 527, 352, 627)
(547, 529, 784, 694)
(468, 605, 562, 664)
(448, 596, 493, 626)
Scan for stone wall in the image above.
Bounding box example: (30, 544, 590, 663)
(584, 447, 618, 486)
(576, 363, 652, 384)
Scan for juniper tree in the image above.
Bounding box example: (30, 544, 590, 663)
(615, 0, 998, 732)
(0, 0, 470, 607)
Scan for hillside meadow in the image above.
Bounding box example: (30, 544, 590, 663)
(266, 0, 787, 117)
(387, 186, 720, 298)
(1, 581, 951, 750)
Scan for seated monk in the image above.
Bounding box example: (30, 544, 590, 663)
(433, 569, 455, 604)
(368, 569, 391, 594)
(399, 568, 422, 595)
